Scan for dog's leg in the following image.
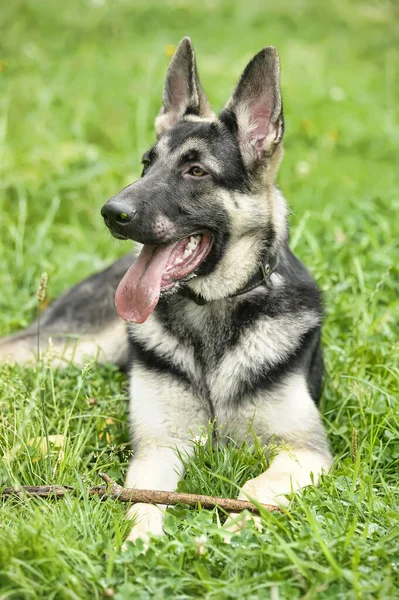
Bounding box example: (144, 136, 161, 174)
(124, 446, 186, 544)
(224, 448, 331, 535)
(0, 253, 135, 369)
(124, 364, 208, 545)
(224, 374, 332, 535)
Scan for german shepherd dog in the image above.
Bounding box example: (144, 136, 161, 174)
(0, 38, 332, 543)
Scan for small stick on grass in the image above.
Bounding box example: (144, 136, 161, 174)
(1, 472, 282, 515)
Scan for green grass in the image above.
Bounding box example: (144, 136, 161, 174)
(1, 0, 398, 597)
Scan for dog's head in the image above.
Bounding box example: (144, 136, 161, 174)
(102, 37, 288, 323)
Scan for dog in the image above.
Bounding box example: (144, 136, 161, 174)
(0, 38, 332, 543)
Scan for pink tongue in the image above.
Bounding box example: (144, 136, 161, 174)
(115, 243, 176, 323)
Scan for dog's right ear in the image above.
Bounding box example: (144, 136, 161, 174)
(155, 37, 213, 137)
(220, 46, 284, 167)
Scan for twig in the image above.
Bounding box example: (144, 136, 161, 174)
(1, 472, 282, 515)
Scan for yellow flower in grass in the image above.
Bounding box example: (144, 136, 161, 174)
(164, 44, 176, 57)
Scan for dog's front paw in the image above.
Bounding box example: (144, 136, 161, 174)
(222, 510, 261, 542)
(221, 475, 286, 541)
(124, 503, 165, 548)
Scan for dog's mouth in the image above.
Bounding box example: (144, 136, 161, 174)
(115, 233, 213, 323)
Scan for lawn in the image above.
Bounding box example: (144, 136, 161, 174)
(0, 0, 398, 598)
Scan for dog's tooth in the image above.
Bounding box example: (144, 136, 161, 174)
(189, 235, 200, 246)
(184, 241, 196, 255)
(182, 248, 193, 259)
(167, 236, 201, 270)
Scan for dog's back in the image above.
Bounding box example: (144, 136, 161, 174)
(0, 254, 133, 368)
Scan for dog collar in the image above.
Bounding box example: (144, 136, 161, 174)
(178, 253, 279, 306)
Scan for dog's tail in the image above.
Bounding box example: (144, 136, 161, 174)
(0, 254, 136, 370)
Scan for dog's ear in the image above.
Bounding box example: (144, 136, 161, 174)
(155, 37, 213, 136)
(220, 46, 283, 165)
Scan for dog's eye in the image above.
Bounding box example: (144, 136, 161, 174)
(187, 166, 207, 177)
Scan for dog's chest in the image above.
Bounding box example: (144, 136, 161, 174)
(131, 302, 275, 410)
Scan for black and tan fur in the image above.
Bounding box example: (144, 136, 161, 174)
(0, 38, 332, 542)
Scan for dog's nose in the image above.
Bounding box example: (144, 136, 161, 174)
(101, 200, 136, 229)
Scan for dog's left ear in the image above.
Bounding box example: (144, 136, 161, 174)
(220, 46, 284, 165)
(155, 37, 213, 136)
